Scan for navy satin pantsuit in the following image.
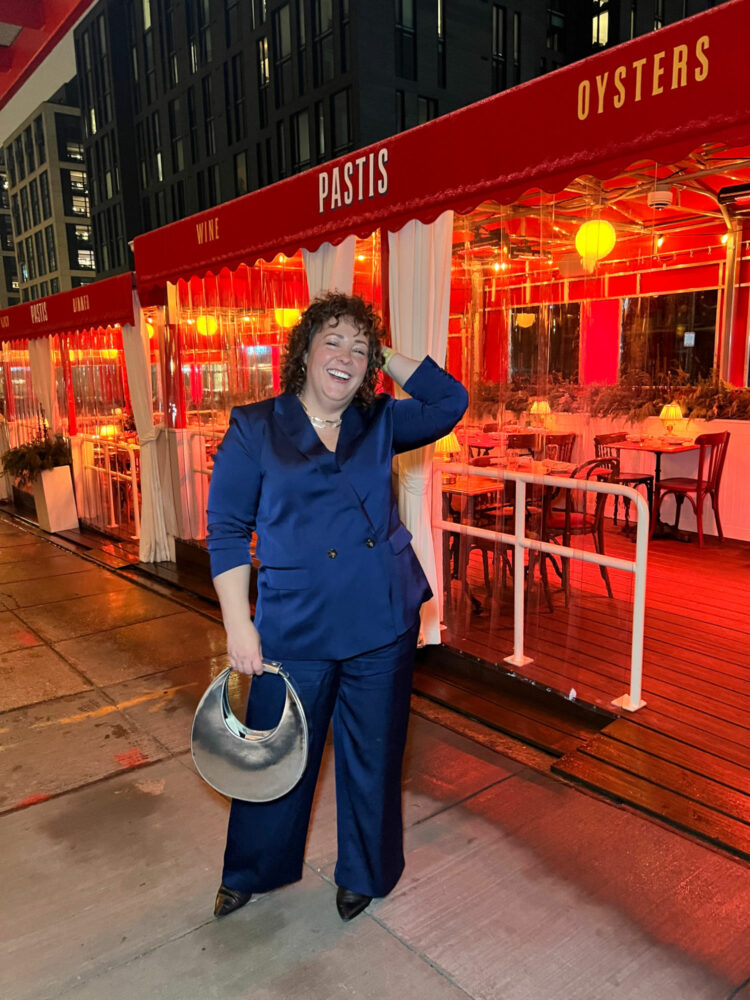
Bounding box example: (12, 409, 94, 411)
(206, 356, 468, 898)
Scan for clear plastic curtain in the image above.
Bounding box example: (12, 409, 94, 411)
(388, 210, 454, 644)
(302, 235, 356, 300)
(121, 292, 173, 562)
(28, 336, 61, 435)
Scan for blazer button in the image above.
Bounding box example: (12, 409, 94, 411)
(328, 548, 338, 559)
(365, 538, 376, 548)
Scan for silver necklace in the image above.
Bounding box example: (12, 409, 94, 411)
(299, 397, 342, 429)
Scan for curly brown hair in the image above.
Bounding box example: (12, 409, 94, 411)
(280, 292, 385, 407)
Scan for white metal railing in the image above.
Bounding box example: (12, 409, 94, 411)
(188, 425, 226, 479)
(79, 434, 141, 539)
(432, 461, 649, 712)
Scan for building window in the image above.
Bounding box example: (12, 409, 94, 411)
(437, 0, 445, 87)
(45, 226, 57, 271)
(630, 1, 638, 39)
(225, 0, 242, 46)
(151, 112, 163, 182)
(492, 6, 506, 92)
(296, 0, 307, 92)
(225, 53, 246, 144)
(20, 187, 30, 231)
(0, 214, 13, 251)
(273, 4, 293, 108)
(69, 170, 87, 194)
(331, 87, 350, 155)
(39, 171, 51, 219)
(72, 194, 90, 216)
(187, 87, 198, 163)
(6, 148, 16, 187)
(315, 100, 326, 160)
(168, 99, 185, 172)
(171, 179, 186, 219)
(592, 1, 609, 48)
(395, 0, 416, 80)
(257, 37, 270, 127)
(234, 150, 248, 195)
(35, 231, 46, 275)
(11, 193, 20, 235)
(417, 95, 438, 124)
(202, 76, 216, 157)
(166, 1, 180, 86)
(395, 89, 405, 131)
(313, 0, 335, 86)
(29, 179, 40, 226)
(276, 120, 287, 178)
(512, 11, 521, 83)
(34, 116, 46, 165)
(23, 127, 35, 173)
(25, 236, 36, 280)
(51, 277, 60, 293)
(14, 138, 25, 181)
(66, 140, 84, 162)
(17, 241, 27, 282)
(39, 280, 49, 296)
(290, 109, 310, 172)
(547, 7, 565, 51)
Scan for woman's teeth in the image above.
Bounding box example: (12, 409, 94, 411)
(328, 368, 351, 381)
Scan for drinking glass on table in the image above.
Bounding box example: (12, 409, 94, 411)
(506, 449, 520, 470)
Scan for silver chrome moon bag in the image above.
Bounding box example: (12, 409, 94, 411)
(191, 662, 309, 802)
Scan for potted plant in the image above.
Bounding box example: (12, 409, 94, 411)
(0, 432, 79, 533)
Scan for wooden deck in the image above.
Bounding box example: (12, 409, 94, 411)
(434, 524, 750, 861)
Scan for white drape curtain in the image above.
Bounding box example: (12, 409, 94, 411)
(28, 336, 61, 434)
(121, 293, 173, 562)
(302, 236, 356, 299)
(388, 210, 454, 644)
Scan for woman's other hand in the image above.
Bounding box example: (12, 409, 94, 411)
(227, 619, 264, 675)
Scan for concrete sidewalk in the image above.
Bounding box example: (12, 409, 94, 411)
(1, 513, 749, 1000)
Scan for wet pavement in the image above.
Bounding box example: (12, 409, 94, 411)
(1, 511, 749, 1000)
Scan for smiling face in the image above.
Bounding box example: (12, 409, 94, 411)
(301, 316, 370, 415)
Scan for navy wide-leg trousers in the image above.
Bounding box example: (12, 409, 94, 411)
(221, 623, 419, 898)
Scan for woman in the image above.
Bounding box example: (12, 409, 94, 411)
(206, 292, 467, 922)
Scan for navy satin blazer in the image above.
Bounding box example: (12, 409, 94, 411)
(206, 356, 468, 660)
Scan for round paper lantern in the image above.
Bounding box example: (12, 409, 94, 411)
(274, 308, 301, 329)
(515, 312, 536, 328)
(196, 315, 218, 336)
(575, 220, 616, 271)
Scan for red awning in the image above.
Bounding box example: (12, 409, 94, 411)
(134, 0, 750, 300)
(0, 1, 96, 107)
(0, 272, 135, 343)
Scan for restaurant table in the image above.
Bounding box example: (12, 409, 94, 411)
(465, 429, 547, 458)
(609, 437, 699, 540)
(442, 474, 504, 611)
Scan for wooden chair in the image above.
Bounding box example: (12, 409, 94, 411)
(594, 432, 654, 533)
(654, 431, 730, 546)
(544, 432, 576, 463)
(534, 457, 619, 605)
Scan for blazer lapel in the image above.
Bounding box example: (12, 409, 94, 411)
(273, 393, 333, 466)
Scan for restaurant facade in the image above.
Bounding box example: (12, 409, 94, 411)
(2, 0, 750, 651)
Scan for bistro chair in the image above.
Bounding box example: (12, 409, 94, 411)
(544, 432, 577, 463)
(594, 432, 654, 533)
(653, 431, 730, 546)
(532, 457, 619, 606)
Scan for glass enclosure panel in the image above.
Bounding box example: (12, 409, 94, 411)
(167, 231, 381, 541)
(436, 149, 733, 707)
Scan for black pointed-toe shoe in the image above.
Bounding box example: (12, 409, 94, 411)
(214, 884, 253, 917)
(336, 886, 372, 922)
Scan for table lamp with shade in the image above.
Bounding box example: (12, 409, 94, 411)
(434, 432, 460, 484)
(659, 402, 683, 436)
(529, 399, 551, 428)
(435, 431, 460, 461)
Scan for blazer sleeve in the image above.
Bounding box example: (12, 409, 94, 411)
(392, 355, 468, 454)
(206, 407, 263, 578)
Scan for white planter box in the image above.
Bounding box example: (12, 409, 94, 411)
(32, 466, 79, 534)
